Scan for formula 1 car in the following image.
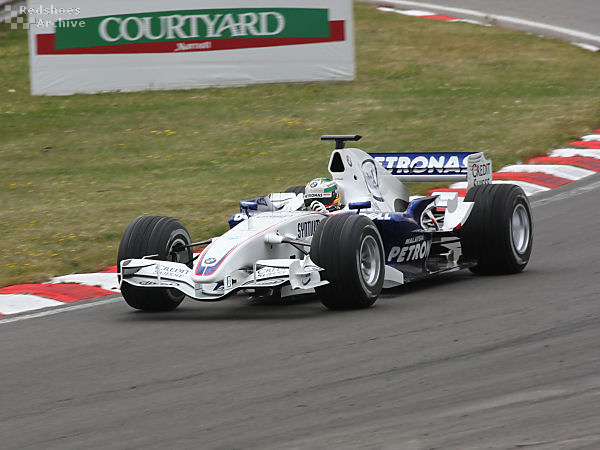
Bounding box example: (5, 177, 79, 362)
(118, 135, 533, 311)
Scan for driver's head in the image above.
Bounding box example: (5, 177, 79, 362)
(304, 178, 340, 209)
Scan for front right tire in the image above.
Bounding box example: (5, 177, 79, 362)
(310, 214, 384, 310)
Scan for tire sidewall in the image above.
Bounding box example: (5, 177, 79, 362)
(507, 192, 533, 267)
(460, 184, 533, 274)
(354, 222, 385, 299)
(163, 227, 193, 265)
(157, 225, 192, 302)
(311, 214, 385, 309)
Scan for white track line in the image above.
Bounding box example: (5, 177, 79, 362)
(490, 179, 550, 194)
(574, 43, 600, 52)
(0, 294, 63, 315)
(498, 164, 594, 180)
(449, 180, 549, 196)
(382, 8, 437, 17)
(581, 135, 600, 142)
(549, 149, 600, 160)
(366, 0, 600, 48)
(0, 297, 121, 325)
(377, 5, 486, 24)
(531, 179, 600, 207)
(48, 273, 120, 292)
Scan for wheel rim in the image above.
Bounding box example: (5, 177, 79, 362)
(510, 204, 531, 254)
(164, 236, 189, 300)
(167, 236, 189, 263)
(359, 235, 381, 288)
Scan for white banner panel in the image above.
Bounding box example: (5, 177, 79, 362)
(27, 0, 354, 95)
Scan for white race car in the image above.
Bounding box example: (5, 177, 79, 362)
(118, 135, 532, 311)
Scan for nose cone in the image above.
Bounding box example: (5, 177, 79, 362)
(193, 236, 240, 282)
(194, 246, 231, 278)
(191, 215, 271, 283)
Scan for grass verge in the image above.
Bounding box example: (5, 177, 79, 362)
(1, 3, 599, 286)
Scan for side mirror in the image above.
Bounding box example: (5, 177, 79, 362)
(239, 201, 258, 212)
(349, 201, 372, 211)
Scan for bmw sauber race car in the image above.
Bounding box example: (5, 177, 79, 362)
(118, 135, 533, 311)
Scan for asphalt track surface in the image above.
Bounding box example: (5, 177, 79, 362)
(376, 0, 600, 48)
(407, 0, 600, 37)
(2, 173, 600, 449)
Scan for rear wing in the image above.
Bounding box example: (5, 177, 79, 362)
(370, 151, 492, 187)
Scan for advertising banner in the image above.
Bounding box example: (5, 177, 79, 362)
(23, 0, 354, 95)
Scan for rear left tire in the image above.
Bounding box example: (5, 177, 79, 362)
(284, 185, 306, 195)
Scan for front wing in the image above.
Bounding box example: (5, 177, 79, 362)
(120, 256, 328, 301)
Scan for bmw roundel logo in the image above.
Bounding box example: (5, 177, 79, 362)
(310, 181, 318, 188)
(204, 257, 217, 265)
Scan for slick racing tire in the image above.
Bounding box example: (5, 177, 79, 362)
(459, 184, 533, 274)
(311, 214, 384, 310)
(284, 185, 306, 195)
(117, 216, 193, 312)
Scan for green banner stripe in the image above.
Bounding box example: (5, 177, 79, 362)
(55, 8, 330, 50)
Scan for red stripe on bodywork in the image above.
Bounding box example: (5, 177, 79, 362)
(99, 266, 117, 273)
(195, 220, 286, 276)
(567, 140, 600, 149)
(195, 213, 327, 276)
(493, 172, 572, 188)
(526, 156, 600, 172)
(427, 188, 467, 197)
(36, 21, 345, 55)
(0, 284, 115, 302)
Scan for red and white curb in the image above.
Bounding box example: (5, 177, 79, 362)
(375, 3, 600, 52)
(377, 6, 486, 26)
(2, 131, 600, 317)
(429, 130, 600, 198)
(0, 267, 119, 316)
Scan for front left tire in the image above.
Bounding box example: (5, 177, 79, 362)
(117, 215, 193, 311)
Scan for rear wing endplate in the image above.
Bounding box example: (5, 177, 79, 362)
(370, 152, 492, 187)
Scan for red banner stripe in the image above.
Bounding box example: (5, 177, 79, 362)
(37, 21, 345, 55)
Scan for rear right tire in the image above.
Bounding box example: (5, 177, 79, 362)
(459, 184, 533, 274)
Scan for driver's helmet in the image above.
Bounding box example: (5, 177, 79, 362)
(304, 178, 340, 209)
